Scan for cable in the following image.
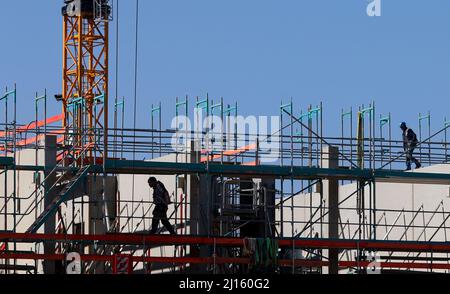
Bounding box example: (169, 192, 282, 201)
(133, 0, 139, 152)
(131, 0, 140, 228)
(114, 0, 120, 160)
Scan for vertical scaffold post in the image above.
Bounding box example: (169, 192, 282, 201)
(1, 86, 17, 243)
(114, 97, 125, 160)
(35, 89, 48, 139)
(360, 103, 375, 169)
(309, 104, 322, 237)
(175, 96, 189, 238)
(35, 89, 47, 226)
(280, 101, 292, 238)
(379, 113, 391, 169)
(356, 108, 365, 240)
(341, 107, 353, 183)
(151, 102, 162, 158)
(290, 98, 294, 238)
(175, 96, 189, 162)
(223, 102, 238, 164)
(12, 85, 17, 273)
(445, 118, 449, 162)
(419, 112, 431, 165)
(196, 95, 210, 163)
(211, 97, 224, 164)
(1, 87, 10, 253)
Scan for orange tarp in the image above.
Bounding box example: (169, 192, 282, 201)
(201, 143, 257, 162)
(0, 114, 64, 137)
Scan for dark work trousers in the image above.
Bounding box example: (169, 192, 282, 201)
(150, 205, 176, 235)
(405, 143, 420, 170)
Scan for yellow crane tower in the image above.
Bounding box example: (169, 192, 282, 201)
(61, 0, 112, 164)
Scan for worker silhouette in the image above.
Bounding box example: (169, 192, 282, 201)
(148, 177, 176, 235)
(400, 122, 421, 171)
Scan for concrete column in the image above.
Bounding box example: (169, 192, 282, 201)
(322, 146, 339, 274)
(189, 141, 202, 236)
(88, 176, 117, 274)
(261, 177, 276, 238)
(188, 174, 212, 273)
(188, 141, 211, 273)
(43, 135, 57, 274)
(240, 177, 276, 238)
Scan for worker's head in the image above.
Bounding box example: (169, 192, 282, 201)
(148, 177, 157, 188)
(400, 122, 407, 131)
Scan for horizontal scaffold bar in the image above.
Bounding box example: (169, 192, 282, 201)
(2, 233, 450, 253)
(104, 160, 376, 180)
(1, 252, 450, 270)
(3, 158, 450, 184)
(104, 160, 450, 184)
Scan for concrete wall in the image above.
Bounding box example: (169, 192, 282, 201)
(278, 164, 450, 241)
(0, 141, 117, 273)
(339, 164, 450, 242)
(0, 148, 45, 273)
(277, 163, 450, 273)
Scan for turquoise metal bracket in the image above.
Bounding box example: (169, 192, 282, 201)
(361, 105, 374, 116)
(196, 97, 209, 111)
(0, 89, 16, 101)
(380, 115, 390, 127)
(175, 98, 188, 116)
(223, 103, 237, 116)
(419, 112, 431, 122)
(210, 100, 223, 116)
(151, 103, 161, 115)
(341, 109, 352, 119)
(115, 98, 124, 110)
(294, 105, 322, 143)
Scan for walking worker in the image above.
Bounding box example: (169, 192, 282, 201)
(400, 122, 421, 170)
(148, 177, 176, 235)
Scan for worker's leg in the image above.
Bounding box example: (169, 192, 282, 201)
(150, 206, 164, 234)
(149, 217, 160, 234)
(405, 150, 412, 170)
(160, 207, 176, 235)
(410, 145, 421, 168)
(161, 217, 176, 235)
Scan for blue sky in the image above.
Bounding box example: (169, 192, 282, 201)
(1, 0, 450, 137)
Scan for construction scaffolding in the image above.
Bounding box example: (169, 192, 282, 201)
(1, 84, 450, 274)
(2, 0, 450, 275)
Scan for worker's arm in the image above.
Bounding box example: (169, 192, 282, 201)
(407, 129, 417, 142)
